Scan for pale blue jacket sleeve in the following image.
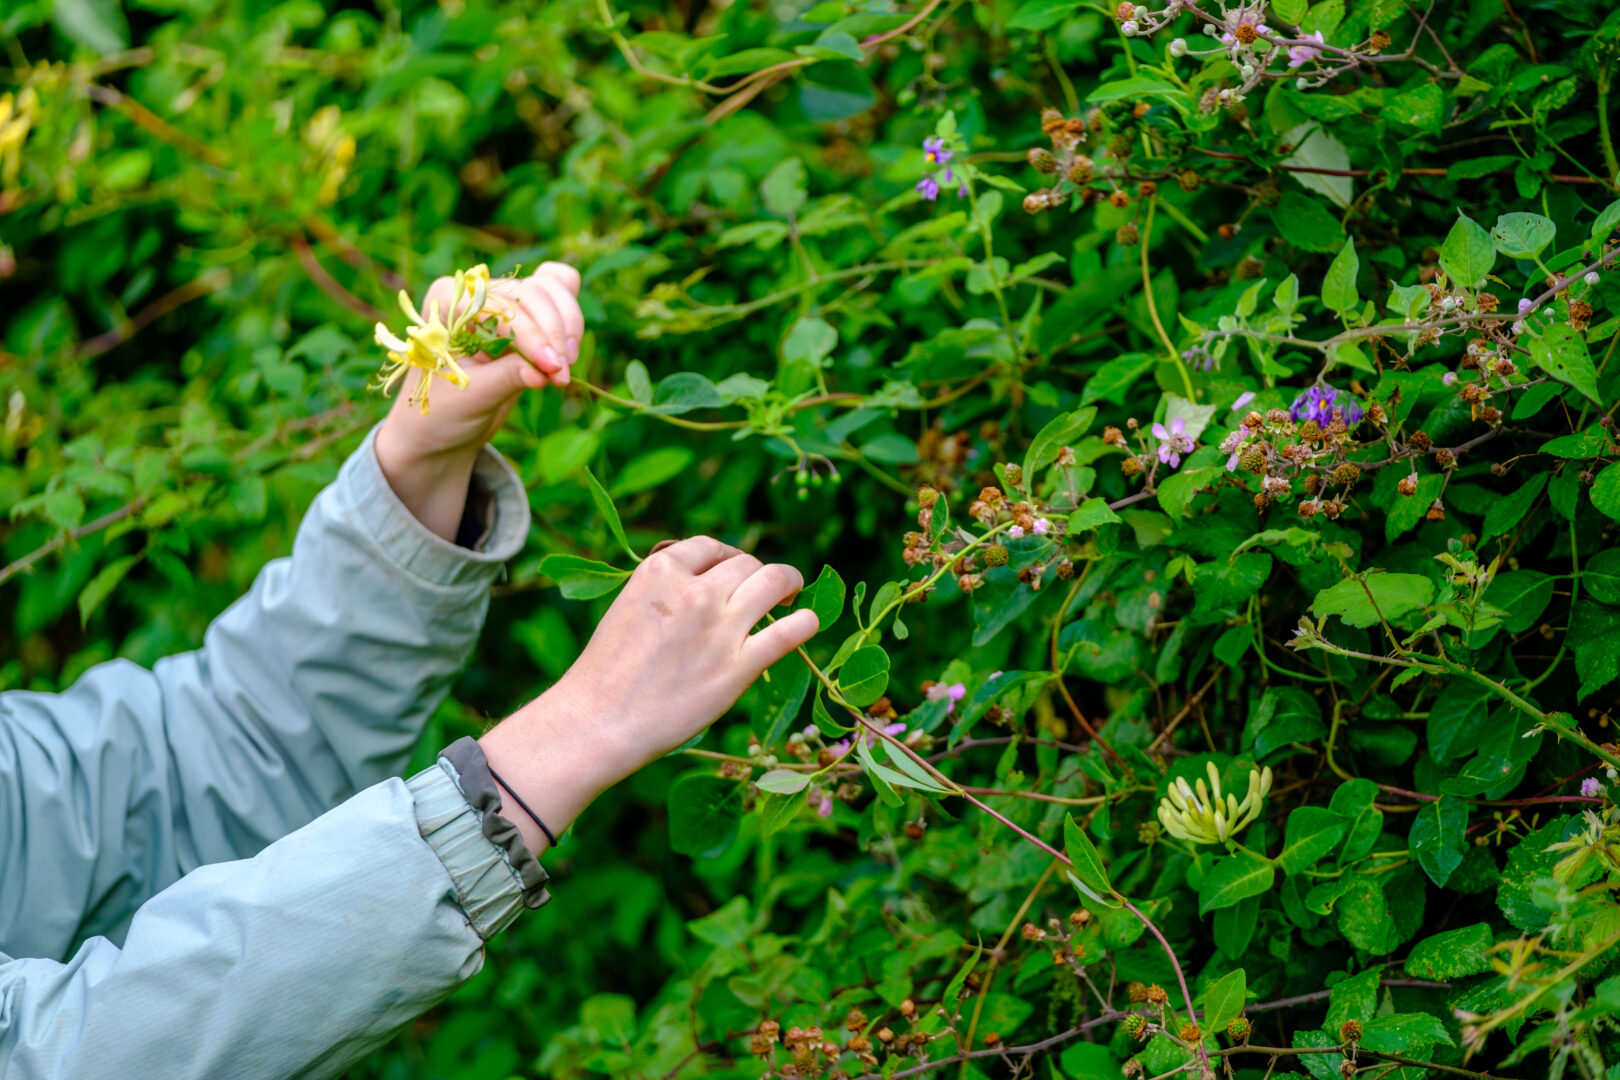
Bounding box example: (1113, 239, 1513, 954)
(0, 757, 539, 1080)
(0, 423, 530, 961)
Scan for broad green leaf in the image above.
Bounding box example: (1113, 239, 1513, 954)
(1528, 324, 1601, 406)
(539, 554, 631, 599)
(1067, 498, 1121, 532)
(1484, 570, 1554, 632)
(78, 554, 140, 626)
(1311, 573, 1434, 628)
(1024, 406, 1096, 480)
(582, 465, 639, 562)
(837, 645, 890, 707)
(783, 316, 838, 368)
(610, 447, 693, 496)
(1438, 213, 1495, 288)
(1592, 463, 1620, 522)
(1321, 236, 1360, 315)
(753, 653, 813, 749)
(648, 372, 725, 415)
(1202, 969, 1247, 1034)
(1271, 0, 1307, 25)
(755, 769, 812, 794)
(1064, 813, 1114, 897)
(1278, 806, 1349, 875)
(1480, 473, 1548, 543)
(1409, 795, 1468, 887)
(1490, 211, 1556, 259)
(1271, 191, 1344, 253)
(855, 737, 904, 806)
(1404, 923, 1493, 979)
(1426, 683, 1489, 764)
(1199, 852, 1275, 915)
(880, 739, 953, 793)
(762, 157, 808, 218)
(1360, 1013, 1454, 1053)
(667, 774, 744, 856)
(1583, 548, 1620, 605)
(797, 565, 846, 631)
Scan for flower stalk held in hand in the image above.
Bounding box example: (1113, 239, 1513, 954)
(1157, 763, 1273, 845)
(373, 264, 511, 414)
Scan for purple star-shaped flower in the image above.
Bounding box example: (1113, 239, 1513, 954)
(916, 175, 940, 201)
(923, 136, 953, 165)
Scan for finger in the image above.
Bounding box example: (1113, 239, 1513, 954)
(653, 535, 744, 575)
(730, 563, 806, 629)
(514, 286, 570, 371)
(532, 260, 581, 297)
(484, 351, 547, 393)
(701, 551, 765, 598)
(741, 609, 820, 676)
(505, 304, 566, 376)
(531, 273, 585, 362)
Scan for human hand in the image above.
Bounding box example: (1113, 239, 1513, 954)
(374, 262, 583, 540)
(478, 537, 821, 853)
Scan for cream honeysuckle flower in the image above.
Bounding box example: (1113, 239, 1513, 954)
(1157, 762, 1272, 845)
(373, 264, 498, 413)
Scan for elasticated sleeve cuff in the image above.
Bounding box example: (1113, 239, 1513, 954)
(405, 738, 549, 940)
(343, 423, 530, 589)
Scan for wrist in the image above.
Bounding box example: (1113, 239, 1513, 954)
(373, 420, 480, 543)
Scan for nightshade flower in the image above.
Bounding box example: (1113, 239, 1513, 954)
(918, 136, 968, 202)
(1157, 763, 1273, 845)
(1287, 31, 1324, 66)
(1289, 385, 1363, 427)
(917, 174, 941, 201)
(923, 136, 953, 166)
(1151, 416, 1195, 468)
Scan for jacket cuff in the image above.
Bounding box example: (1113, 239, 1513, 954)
(342, 423, 530, 589)
(406, 738, 550, 940)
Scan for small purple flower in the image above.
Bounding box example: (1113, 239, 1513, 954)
(1287, 31, 1324, 67)
(927, 682, 967, 714)
(1288, 385, 1364, 427)
(1231, 391, 1257, 412)
(1032, 517, 1051, 535)
(1220, 9, 1271, 45)
(1007, 524, 1025, 539)
(917, 175, 940, 201)
(828, 739, 850, 757)
(923, 136, 953, 166)
(817, 795, 834, 817)
(1219, 429, 1246, 472)
(1517, 297, 1533, 315)
(1582, 777, 1604, 798)
(1151, 416, 1195, 469)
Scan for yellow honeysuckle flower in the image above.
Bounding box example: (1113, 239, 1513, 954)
(373, 264, 498, 413)
(0, 88, 40, 187)
(1156, 762, 1272, 845)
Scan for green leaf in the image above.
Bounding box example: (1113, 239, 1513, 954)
(854, 737, 904, 806)
(1405, 923, 1493, 979)
(1592, 463, 1620, 521)
(1311, 573, 1435, 628)
(1199, 852, 1275, 915)
(762, 157, 808, 218)
(538, 554, 631, 600)
(582, 465, 639, 562)
(1427, 684, 1489, 764)
(879, 739, 953, 793)
(625, 360, 653, 404)
(1064, 813, 1114, 897)
(1271, 191, 1344, 253)
(667, 774, 744, 856)
(1490, 211, 1556, 259)
(78, 554, 140, 626)
(52, 0, 131, 53)
(1484, 570, 1554, 633)
(1202, 969, 1247, 1034)
(1438, 213, 1496, 288)
(1360, 1013, 1454, 1054)
(611, 447, 693, 496)
(1024, 406, 1096, 480)
(755, 768, 811, 794)
(1067, 498, 1122, 532)
(1409, 795, 1468, 887)
(754, 652, 813, 749)
(649, 372, 725, 415)
(1480, 473, 1548, 543)
(1528, 324, 1601, 406)
(1321, 236, 1360, 315)
(1271, 0, 1307, 23)
(1080, 352, 1156, 405)
(1278, 806, 1349, 875)
(798, 565, 846, 631)
(783, 316, 839, 368)
(1591, 198, 1620, 246)
(1583, 548, 1620, 606)
(837, 645, 890, 707)
(1008, 0, 1083, 30)
(703, 46, 797, 78)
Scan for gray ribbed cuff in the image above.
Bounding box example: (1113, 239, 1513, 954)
(342, 423, 530, 588)
(406, 741, 550, 940)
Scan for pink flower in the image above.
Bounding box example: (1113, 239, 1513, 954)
(1220, 9, 1270, 45)
(1008, 525, 1025, 539)
(1231, 391, 1256, 412)
(927, 682, 967, 714)
(1150, 416, 1195, 469)
(828, 739, 850, 757)
(1219, 429, 1246, 473)
(1582, 778, 1605, 798)
(1287, 31, 1324, 67)
(1032, 517, 1051, 535)
(817, 796, 834, 818)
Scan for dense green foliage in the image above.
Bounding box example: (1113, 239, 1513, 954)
(5, 0, 1620, 1077)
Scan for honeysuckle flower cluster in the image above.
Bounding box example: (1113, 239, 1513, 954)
(916, 137, 966, 202)
(374, 264, 510, 413)
(1157, 763, 1273, 844)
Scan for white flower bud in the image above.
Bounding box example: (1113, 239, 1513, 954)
(1239, 63, 1256, 78)
(1440, 296, 1457, 311)
(1512, 320, 1526, 335)
(1170, 37, 1187, 56)
(1203, 23, 1219, 35)
(1442, 372, 1457, 386)
(1122, 19, 1139, 34)
(1466, 342, 1480, 355)
(1296, 77, 1309, 89)
(1586, 271, 1601, 286)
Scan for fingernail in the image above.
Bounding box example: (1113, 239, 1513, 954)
(540, 344, 561, 369)
(565, 336, 580, 360)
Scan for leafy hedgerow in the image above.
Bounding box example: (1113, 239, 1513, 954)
(4, 0, 1620, 1078)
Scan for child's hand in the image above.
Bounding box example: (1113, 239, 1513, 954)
(478, 537, 822, 853)
(375, 262, 583, 539)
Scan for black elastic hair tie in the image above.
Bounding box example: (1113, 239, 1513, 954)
(486, 765, 558, 848)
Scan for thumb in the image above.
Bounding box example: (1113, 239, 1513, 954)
(532, 260, 582, 297)
(479, 351, 549, 397)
